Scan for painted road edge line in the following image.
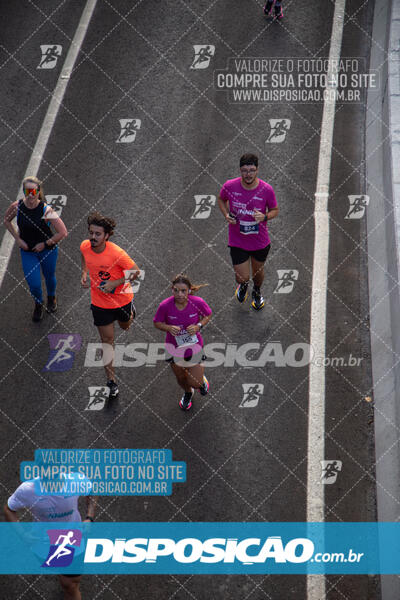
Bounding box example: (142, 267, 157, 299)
(0, 0, 98, 290)
(307, 0, 346, 598)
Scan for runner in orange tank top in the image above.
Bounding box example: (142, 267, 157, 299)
(80, 212, 140, 399)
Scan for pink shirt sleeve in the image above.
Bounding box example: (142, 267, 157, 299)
(266, 185, 277, 210)
(193, 296, 212, 317)
(153, 301, 167, 323)
(220, 182, 231, 203)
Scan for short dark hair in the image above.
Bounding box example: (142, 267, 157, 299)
(240, 153, 258, 168)
(87, 212, 116, 236)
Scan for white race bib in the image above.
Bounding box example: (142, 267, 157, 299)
(239, 220, 259, 235)
(176, 331, 199, 347)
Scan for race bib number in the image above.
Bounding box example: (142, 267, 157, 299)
(176, 331, 199, 347)
(239, 220, 259, 235)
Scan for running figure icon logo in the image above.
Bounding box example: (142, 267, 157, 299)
(37, 45, 62, 69)
(116, 119, 141, 143)
(345, 195, 369, 219)
(266, 119, 291, 143)
(119, 269, 145, 294)
(45, 195, 67, 217)
(274, 270, 299, 294)
(43, 334, 82, 372)
(320, 460, 342, 484)
(239, 383, 264, 408)
(85, 387, 110, 411)
(190, 45, 215, 70)
(191, 195, 216, 219)
(42, 529, 82, 568)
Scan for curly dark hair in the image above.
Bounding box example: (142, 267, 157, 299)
(87, 212, 116, 236)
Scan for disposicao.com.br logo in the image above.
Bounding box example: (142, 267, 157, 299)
(84, 535, 314, 564)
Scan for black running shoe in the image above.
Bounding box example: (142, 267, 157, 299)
(274, 5, 283, 19)
(47, 296, 57, 313)
(32, 302, 44, 322)
(179, 389, 193, 411)
(235, 283, 248, 303)
(107, 380, 119, 398)
(264, 0, 273, 15)
(251, 289, 265, 311)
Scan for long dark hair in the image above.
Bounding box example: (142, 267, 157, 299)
(172, 274, 208, 294)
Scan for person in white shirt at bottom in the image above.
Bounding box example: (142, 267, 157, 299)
(4, 477, 96, 600)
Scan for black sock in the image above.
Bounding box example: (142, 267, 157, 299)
(254, 285, 261, 293)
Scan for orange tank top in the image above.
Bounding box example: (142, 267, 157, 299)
(80, 239, 135, 309)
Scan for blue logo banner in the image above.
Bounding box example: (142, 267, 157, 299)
(0, 522, 398, 574)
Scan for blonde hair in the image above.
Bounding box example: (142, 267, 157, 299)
(22, 176, 44, 201)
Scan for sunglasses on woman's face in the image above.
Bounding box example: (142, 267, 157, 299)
(24, 187, 38, 196)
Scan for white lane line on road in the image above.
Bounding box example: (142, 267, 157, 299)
(307, 0, 346, 597)
(0, 0, 98, 289)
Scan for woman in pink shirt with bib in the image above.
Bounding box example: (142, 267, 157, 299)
(153, 274, 212, 411)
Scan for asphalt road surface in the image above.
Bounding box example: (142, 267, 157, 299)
(0, 0, 379, 598)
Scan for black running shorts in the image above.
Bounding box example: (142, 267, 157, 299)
(166, 349, 207, 366)
(229, 244, 271, 266)
(91, 301, 133, 327)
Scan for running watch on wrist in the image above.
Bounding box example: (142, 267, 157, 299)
(85, 516, 94, 522)
(197, 322, 203, 330)
(263, 214, 268, 222)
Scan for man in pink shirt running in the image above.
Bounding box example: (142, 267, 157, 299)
(218, 153, 279, 310)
